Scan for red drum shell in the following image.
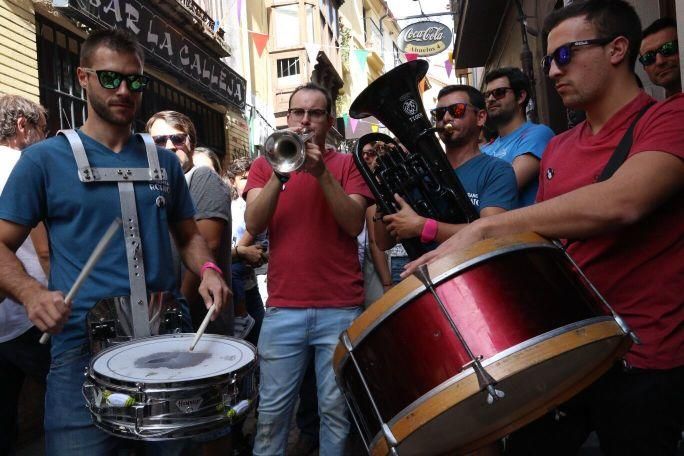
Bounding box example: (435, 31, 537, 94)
(334, 233, 630, 455)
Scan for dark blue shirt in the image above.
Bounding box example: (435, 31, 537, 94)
(455, 153, 519, 212)
(0, 130, 195, 355)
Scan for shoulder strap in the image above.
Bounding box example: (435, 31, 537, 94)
(596, 101, 656, 182)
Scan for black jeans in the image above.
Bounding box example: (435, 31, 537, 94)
(505, 363, 684, 456)
(0, 326, 51, 455)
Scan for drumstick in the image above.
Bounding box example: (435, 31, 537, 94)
(189, 303, 216, 352)
(39, 218, 123, 344)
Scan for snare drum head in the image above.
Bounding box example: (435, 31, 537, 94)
(91, 334, 255, 383)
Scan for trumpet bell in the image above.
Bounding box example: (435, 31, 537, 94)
(263, 130, 308, 174)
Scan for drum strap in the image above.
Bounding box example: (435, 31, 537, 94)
(596, 101, 656, 182)
(59, 129, 167, 338)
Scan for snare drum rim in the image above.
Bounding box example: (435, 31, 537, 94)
(87, 333, 257, 389)
(333, 233, 556, 374)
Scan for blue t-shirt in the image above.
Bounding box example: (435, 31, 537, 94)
(481, 121, 554, 206)
(0, 130, 195, 356)
(455, 153, 519, 212)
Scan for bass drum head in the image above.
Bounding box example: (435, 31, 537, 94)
(92, 333, 255, 384)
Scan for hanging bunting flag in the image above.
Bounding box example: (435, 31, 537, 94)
(342, 113, 349, 127)
(213, 19, 220, 33)
(405, 53, 418, 61)
(354, 49, 370, 72)
(349, 117, 359, 133)
(371, 124, 379, 133)
(237, 0, 242, 22)
(305, 43, 321, 63)
(444, 59, 453, 78)
(250, 32, 269, 57)
(449, 51, 453, 61)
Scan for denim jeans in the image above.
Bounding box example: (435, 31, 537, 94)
(253, 306, 362, 456)
(44, 344, 188, 455)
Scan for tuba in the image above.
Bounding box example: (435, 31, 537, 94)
(350, 60, 479, 259)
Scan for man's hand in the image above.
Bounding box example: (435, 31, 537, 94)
(383, 194, 426, 240)
(401, 220, 485, 278)
(24, 288, 71, 334)
(198, 269, 232, 320)
(302, 141, 326, 178)
(238, 244, 265, 267)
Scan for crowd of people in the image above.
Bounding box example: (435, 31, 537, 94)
(0, 0, 681, 455)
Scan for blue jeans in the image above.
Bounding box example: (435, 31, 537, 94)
(45, 344, 188, 455)
(253, 306, 362, 456)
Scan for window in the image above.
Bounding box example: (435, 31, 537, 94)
(277, 57, 300, 78)
(273, 4, 300, 48)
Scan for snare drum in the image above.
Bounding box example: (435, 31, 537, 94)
(334, 233, 632, 455)
(83, 333, 257, 440)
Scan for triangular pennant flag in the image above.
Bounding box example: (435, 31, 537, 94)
(305, 43, 321, 63)
(371, 124, 379, 133)
(354, 49, 370, 72)
(212, 19, 220, 33)
(349, 117, 359, 133)
(444, 59, 453, 78)
(249, 32, 269, 57)
(405, 53, 419, 61)
(342, 113, 349, 127)
(448, 51, 453, 61)
(237, 0, 242, 22)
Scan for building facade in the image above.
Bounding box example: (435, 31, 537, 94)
(1, 0, 246, 161)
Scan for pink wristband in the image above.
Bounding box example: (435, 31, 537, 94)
(200, 261, 222, 277)
(420, 218, 438, 244)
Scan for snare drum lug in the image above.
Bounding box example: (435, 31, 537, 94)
(382, 423, 400, 454)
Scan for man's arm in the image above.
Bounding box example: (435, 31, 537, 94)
(179, 217, 228, 312)
(511, 154, 541, 191)
(29, 222, 50, 276)
(0, 219, 68, 332)
(245, 173, 283, 236)
(366, 207, 392, 290)
(404, 151, 684, 274)
(170, 218, 231, 319)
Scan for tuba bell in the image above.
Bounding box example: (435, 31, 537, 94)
(263, 130, 314, 174)
(350, 60, 479, 259)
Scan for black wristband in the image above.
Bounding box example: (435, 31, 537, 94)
(274, 171, 290, 183)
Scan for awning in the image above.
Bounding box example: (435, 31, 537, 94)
(452, 0, 508, 69)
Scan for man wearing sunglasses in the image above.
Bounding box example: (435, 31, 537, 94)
(640, 18, 681, 98)
(405, 1, 684, 454)
(374, 85, 517, 250)
(0, 29, 230, 455)
(482, 67, 555, 206)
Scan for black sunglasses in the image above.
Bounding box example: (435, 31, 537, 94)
(152, 133, 188, 146)
(484, 87, 513, 101)
(431, 103, 474, 121)
(82, 68, 150, 92)
(541, 37, 615, 75)
(639, 40, 678, 66)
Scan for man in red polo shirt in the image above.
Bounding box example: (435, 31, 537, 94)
(406, 1, 683, 454)
(244, 83, 372, 455)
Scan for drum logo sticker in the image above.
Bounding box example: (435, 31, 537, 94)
(176, 397, 204, 414)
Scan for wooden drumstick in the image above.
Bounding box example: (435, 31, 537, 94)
(39, 218, 123, 344)
(189, 303, 216, 352)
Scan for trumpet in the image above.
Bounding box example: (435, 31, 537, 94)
(263, 129, 314, 174)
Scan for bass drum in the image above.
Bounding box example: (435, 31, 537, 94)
(333, 233, 631, 455)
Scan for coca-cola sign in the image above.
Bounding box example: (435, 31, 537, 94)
(397, 21, 453, 57)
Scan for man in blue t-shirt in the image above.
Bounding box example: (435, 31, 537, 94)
(0, 29, 230, 455)
(374, 85, 518, 250)
(482, 67, 555, 206)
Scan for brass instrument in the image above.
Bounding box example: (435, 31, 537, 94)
(263, 129, 314, 174)
(350, 60, 479, 259)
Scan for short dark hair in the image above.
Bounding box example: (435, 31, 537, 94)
(543, 0, 642, 71)
(0, 94, 47, 143)
(80, 28, 145, 67)
(289, 83, 333, 114)
(145, 110, 198, 151)
(437, 85, 486, 110)
(484, 67, 531, 110)
(643, 17, 677, 39)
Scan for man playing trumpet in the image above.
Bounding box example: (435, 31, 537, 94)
(243, 83, 373, 455)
